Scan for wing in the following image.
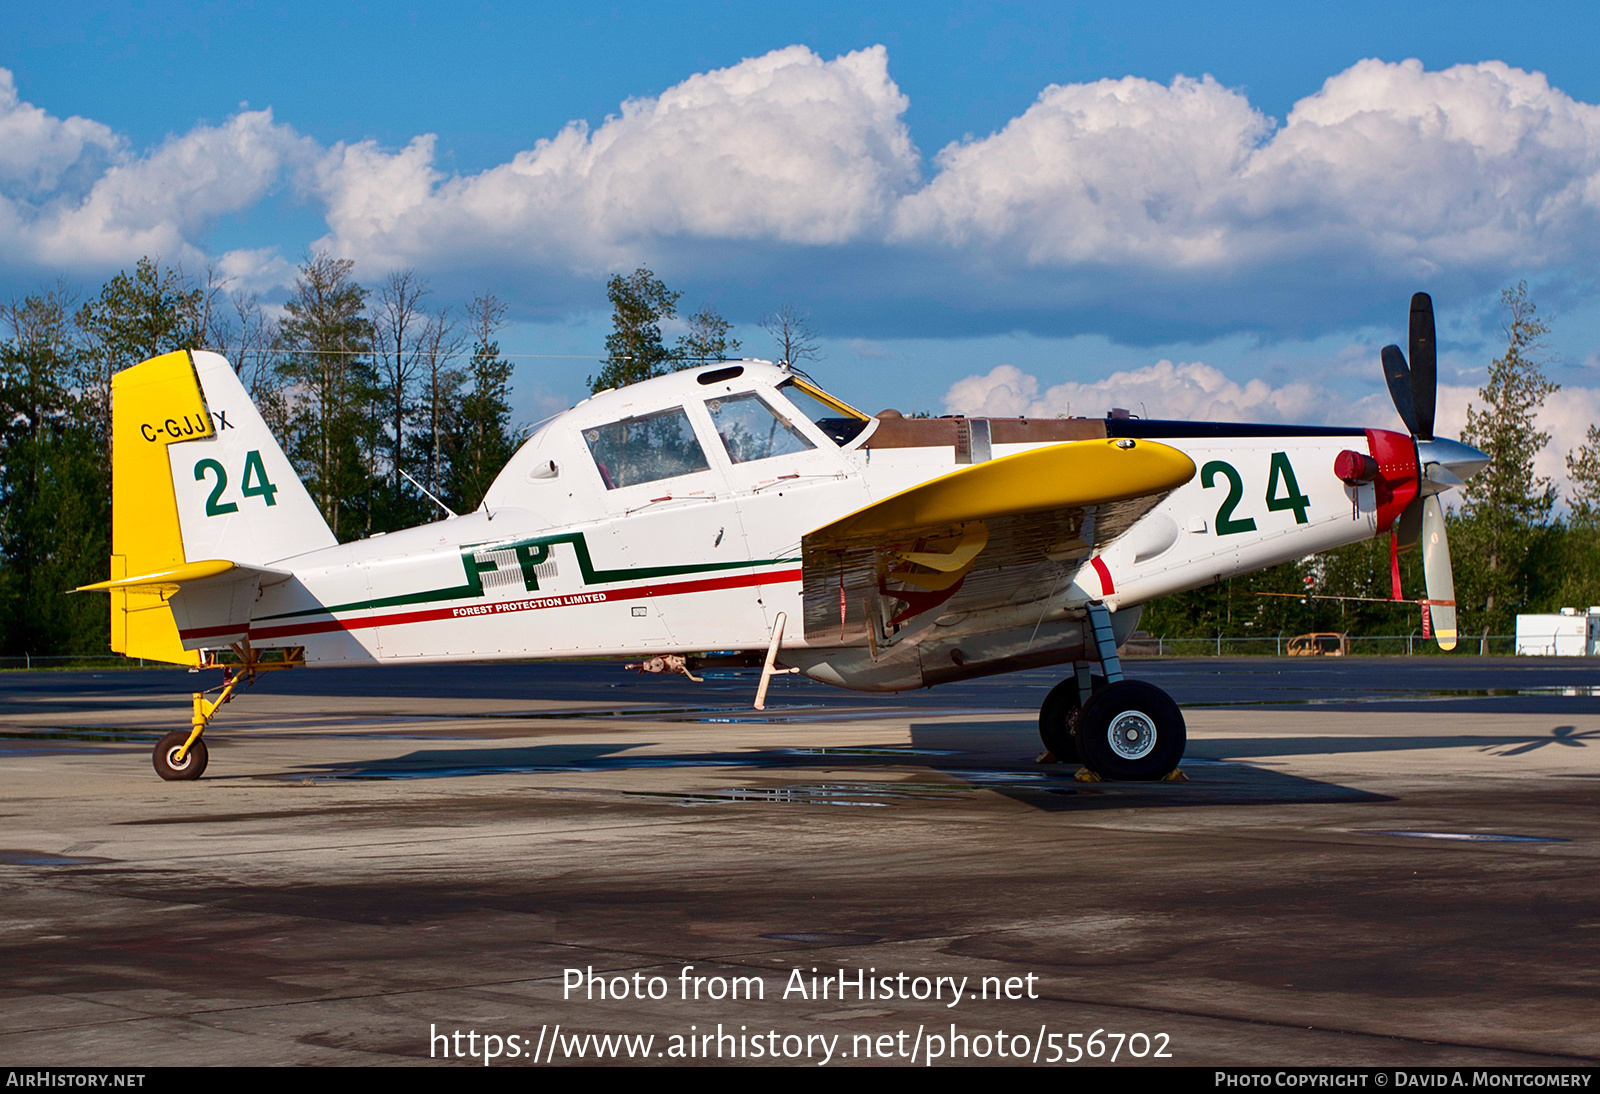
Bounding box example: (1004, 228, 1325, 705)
(801, 438, 1195, 644)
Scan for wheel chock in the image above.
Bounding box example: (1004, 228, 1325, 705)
(1036, 749, 1058, 764)
(1161, 768, 1189, 783)
(1073, 767, 1103, 782)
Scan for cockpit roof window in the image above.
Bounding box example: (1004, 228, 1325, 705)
(777, 378, 870, 447)
(583, 406, 709, 490)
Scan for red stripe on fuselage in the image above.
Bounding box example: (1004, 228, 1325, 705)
(1090, 555, 1115, 595)
(200, 566, 803, 643)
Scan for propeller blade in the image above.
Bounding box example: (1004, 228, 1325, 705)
(1396, 495, 1424, 550)
(1382, 344, 1419, 436)
(1409, 293, 1437, 440)
(1422, 494, 1456, 651)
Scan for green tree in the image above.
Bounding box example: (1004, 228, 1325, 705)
(445, 293, 517, 514)
(1566, 424, 1600, 527)
(1140, 537, 1431, 652)
(74, 256, 212, 444)
(1547, 425, 1600, 611)
(1455, 281, 1559, 646)
(676, 304, 741, 363)
(591, 267, 681, 392)
(275, 253, 375, 541)
(0, 289, 110, 655)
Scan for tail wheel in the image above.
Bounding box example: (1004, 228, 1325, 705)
(1037, 673, 1104, 763)
(1076, 680, 1185, 781)
(153, 731, 208, 781)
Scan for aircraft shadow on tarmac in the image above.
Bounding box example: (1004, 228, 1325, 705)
(1178, 724, 1597, 760)
(905, 721, 1388, 811)
(281, 721, 1403, 813)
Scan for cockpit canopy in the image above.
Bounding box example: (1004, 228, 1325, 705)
(481, 361, 872, 519)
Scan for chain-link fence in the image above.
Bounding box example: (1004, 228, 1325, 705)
(1122, 633, 1518, 657)
(0, 655, 171, 671)
(0, 634, 1533, 670)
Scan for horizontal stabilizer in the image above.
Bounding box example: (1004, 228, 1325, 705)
(77, 559, 293, 651)
(75, 559, 287, 592)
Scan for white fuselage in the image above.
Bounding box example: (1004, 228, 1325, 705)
(210, 363, 1383, 690)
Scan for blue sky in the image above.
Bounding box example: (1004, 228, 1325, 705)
(4, 1, 1600, 486)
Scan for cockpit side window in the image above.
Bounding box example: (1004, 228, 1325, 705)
(583, 406, 709, 489)
(706, 392, 816, 464)
(776, 378, 870, 446)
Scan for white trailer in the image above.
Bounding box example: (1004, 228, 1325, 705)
(1515, 608, 1600, 656)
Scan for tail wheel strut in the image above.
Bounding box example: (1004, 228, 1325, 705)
(149, 643, 304, 782)
(152, 670, 241, 782)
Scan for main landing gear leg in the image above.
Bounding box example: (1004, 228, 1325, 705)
(1037, 662, 1104, 764)
(1037, 604, 1187, 781)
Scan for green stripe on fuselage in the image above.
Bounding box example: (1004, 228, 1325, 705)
(255, 530, 798, 622)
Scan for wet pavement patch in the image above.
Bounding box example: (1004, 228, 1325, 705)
(1368, 830, 1569, 843)
(0, 849, 114, 865)
(620, 782, 971, 807)
(0, 728, 159, 742)
(761, 932, 883, 946)
(317, 757, 751, 780)
(782, 746, 961, 757)
(619, 772, 1092, 808)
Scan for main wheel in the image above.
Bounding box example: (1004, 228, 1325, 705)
(1076, 680, 1185, 781)
(153, 731, 208, 781)
(1037, 673, 1104, 763)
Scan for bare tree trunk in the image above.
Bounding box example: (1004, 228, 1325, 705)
(373, 271, 427, 512)
(418, 309, 463, 503)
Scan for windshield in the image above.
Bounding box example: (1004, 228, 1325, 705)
(706, 392, 816, 464)
(777, 378, 870, 446)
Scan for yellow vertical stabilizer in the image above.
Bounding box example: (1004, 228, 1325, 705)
(108, 351, 215, 665)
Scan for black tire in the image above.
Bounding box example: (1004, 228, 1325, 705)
(1076, 680, 1185, 781)
(153, 731, 208, 781)
(1037, 673, 1104, 763)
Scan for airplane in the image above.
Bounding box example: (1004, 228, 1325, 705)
(79, 293, 1488, 783)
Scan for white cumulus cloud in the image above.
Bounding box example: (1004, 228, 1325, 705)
(3, 49, 1600, 342)
(0, 69, 122, 200)
(945, 360, 1326, 422)
(893, 58, 1600, 303)
(29, 108, 312, 268)
(0, 67, 312, 276)
(314, 45, 919, 273)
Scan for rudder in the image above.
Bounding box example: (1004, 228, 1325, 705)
(107, 351, 215, 665)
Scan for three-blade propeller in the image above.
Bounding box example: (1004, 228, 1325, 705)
(1380, 292, 1485, 651)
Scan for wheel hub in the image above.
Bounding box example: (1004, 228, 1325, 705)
(1106, 710, 1157, 760)
(165, 746, 193, 771)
